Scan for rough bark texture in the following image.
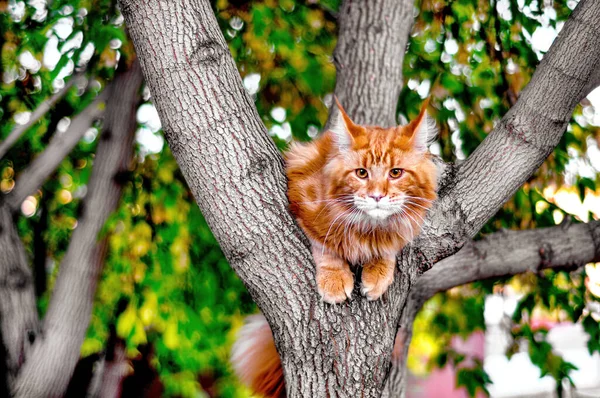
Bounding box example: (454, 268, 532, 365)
(332, 2, 421, 393)
(7, 92, 107, 211)
(388, 219, 600, 398)
(383, 330, 410, 398)
(0, 73, 84, 160)
(120, 0, 600, 397)
(333, 0, 414, 127)
(414, 219, 600, 302)
(12, 59, 142, 398)
(0, 203, 39, 388)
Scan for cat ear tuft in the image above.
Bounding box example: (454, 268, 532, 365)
(328, 97, 355, 150)
(407, 99, 438, 152)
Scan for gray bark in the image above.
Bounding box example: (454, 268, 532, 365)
(388, 3, 600, 394)
(0, 73, 85, 160)
(386, 219, 600, 398)
(0, 76, 107, 396)
(421, 0, 600, 263)
(120, 0, 600, 397)
(120, 1, 419, 395)
(0, 203, 39, 388)
(333, 0, 414, 127)
(7, 92, 107, 211)
(332, 1, 417, 394)
(12, 59, 142, 398)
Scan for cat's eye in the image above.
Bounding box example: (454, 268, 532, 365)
(355, 168, 368, 179)
(389, 168, 404, 179)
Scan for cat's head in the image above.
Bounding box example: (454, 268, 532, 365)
(324, 98, 438, 224)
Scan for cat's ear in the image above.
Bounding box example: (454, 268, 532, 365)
(329, 97, 359, 150)
(405, 99, 437, 152)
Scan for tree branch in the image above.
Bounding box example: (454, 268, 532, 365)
(6, 91, 107, 211)
(12, 59, 142, 397)
(414, 219, 600, 303)
(333, 0, 414, 126)
(423, 0, 600, 261)
(385, 219, 600, 397)
(0, 73, 85, 160)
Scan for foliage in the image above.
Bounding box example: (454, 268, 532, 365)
(1, 0, 599, 396)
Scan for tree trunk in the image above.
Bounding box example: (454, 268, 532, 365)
(12, 59, 142, 398)
(332, 1, 416, 393)
(333, 0, 414, 127)
(0, 52, 109, 398)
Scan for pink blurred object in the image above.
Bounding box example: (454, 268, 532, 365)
(407, 331, 487, 398)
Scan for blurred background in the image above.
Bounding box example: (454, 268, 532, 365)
(1, 0, 599, 397)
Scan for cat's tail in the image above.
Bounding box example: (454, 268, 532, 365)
(231, 314, 285, 398)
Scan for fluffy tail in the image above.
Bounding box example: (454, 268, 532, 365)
(231, 314, 285, 398)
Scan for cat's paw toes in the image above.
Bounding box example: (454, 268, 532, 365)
(317, 268, 354, 304)
(361, 267, 394, 301)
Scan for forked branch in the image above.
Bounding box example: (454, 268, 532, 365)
(423, 0, 600, 262)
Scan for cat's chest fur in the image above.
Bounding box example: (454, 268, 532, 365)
(297, 210, 407, 265)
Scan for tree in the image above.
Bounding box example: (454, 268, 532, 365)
(2, 0, 600, 397)
(120, 0, 600, 397)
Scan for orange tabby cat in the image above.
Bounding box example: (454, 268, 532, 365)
(286, 98, 437, 303)
(231, 100, 438, 397)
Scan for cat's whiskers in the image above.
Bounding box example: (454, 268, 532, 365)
(322, 207, 356, 257)
(403, 201, 432, 213)
(403, 195, 434, 203)
(285, 101, 439, 304)
(401, 204, 427, 225)
(311, 196, 354, 223)
(296, 195, 354, 205)
(397, 210, 415, 241)
(344, 209, 363, 251)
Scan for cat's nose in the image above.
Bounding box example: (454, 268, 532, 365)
(369, 194, 384, 202)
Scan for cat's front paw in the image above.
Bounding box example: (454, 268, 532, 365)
(317, 267, 354, 304)
(361, 259, 395, 301)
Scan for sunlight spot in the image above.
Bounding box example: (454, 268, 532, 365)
(243, 73, 261, 95)
(270, 107, 286, 123)
(21, 196, 38, 217)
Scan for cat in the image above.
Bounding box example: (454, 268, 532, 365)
(231, 99, 438, 397)
(286, 98, 438, 303)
